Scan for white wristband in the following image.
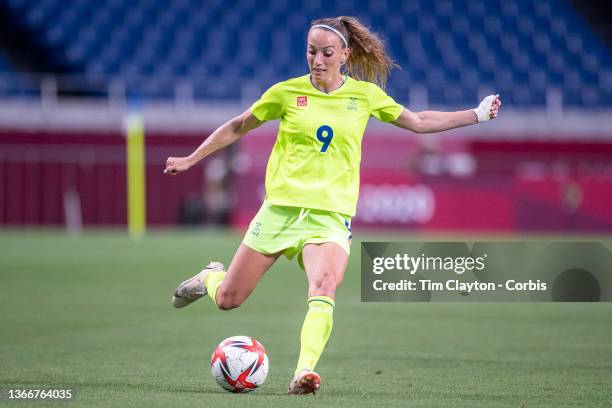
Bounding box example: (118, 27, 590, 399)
(473, 94, 498, 123)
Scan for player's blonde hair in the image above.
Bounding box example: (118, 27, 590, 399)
(311, 16, 398, 89)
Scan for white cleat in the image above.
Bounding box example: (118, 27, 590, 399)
(287, 369, 321, 395)
(171, 261, 225, 308)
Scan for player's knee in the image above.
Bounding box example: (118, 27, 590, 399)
(308, 277, 336, 298)
(215, 290, 243, 310)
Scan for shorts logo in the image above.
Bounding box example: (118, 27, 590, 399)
(297, 96, 307, 107)
(251, 221, 262, 237)
(345, 219, 352, 242)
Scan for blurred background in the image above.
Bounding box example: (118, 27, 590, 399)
(0, 0, 611, 233)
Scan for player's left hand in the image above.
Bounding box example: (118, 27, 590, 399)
(489, 95, 501, 119)
(474, 94, 502, 122)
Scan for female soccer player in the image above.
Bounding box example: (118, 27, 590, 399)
(165, 16, 501, 395)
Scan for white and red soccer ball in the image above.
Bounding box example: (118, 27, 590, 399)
(210, 336, 269, 393)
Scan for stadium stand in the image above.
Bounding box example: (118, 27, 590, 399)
(0, 0, 610, 107)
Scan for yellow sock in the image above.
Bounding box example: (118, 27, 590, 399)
(295, 296, 335, 374)
(205, 270, 226, 307)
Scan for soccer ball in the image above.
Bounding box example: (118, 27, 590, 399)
(210, 336, 269, 393)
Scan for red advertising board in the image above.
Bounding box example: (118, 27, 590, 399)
(0, 130, 206, 226)
(1, 129, 611, 232)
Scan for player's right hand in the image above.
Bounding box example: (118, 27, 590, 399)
(164, 156, 191, 175)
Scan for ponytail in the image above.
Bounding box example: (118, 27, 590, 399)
(311, 16, 398, 89)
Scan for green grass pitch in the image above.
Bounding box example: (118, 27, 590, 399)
(1, 230, 611, 407)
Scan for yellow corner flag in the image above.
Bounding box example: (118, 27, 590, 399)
(125, 112, 146, 239)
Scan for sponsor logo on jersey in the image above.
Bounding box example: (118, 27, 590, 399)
(347, 97, 358, 111)
(297, 96, 308, 107)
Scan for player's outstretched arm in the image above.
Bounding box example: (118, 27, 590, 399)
(392, 94, 501, 134)
(164, 110, 263, 175)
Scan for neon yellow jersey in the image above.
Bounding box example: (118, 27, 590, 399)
(249, 74, 404, 216)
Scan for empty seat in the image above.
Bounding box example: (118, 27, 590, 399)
(0, 0, 609, 107)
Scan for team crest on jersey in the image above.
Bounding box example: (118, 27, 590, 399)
(297, 96, 307, 107)
(347, 97, 358, 111)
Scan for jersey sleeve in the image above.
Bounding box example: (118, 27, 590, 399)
(249, 82, 285, 121)
(368, 83, 404, 122)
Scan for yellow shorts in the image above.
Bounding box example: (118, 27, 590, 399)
(242, 200, 352, 269)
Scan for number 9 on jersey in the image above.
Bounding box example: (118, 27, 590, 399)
(316, 125, 334, 153)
